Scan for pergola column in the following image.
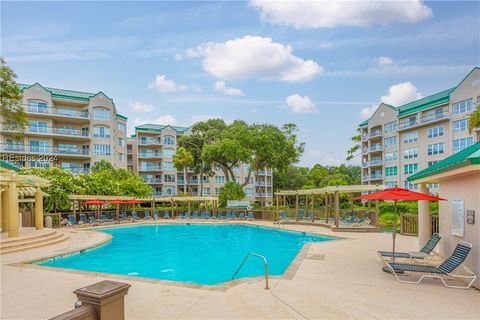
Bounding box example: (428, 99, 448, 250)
(295, 194, 299, 221)
(334, 191, 340, 228)
(2, 187, 9, 232)
(35, 187, 44, 230)
(311, 193, 314, 222)
(324, 193, 329, 223)
(418, 183, 431, 248)
(7, 182, 19, 237)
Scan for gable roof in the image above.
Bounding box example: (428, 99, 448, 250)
(408, 142, 480, 182)
(398, 87, 455, 117)
(19, 83, 113, 103)
(358, 103, 397, 127)
(135, 124, 190, 134)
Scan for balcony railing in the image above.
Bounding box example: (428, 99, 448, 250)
(368, 159, 383, 166)
(25, 105, 89, 119)
(63, 167, 90, 174)
(138, 165, 162, 171)
(255, 181, 272, 186)
(257, 170, 272, 175)
(138, 152, 162, 158)
(1, 126, 90, 138)
(255, 192, 273, 198)
(399, 112, 449, 130)
(143, 177, 162, 184)
(0, 144, 90, 156)
(370, 173, 383, 180)
(369, 131, 382, 138)
(139, 139, 162, 145)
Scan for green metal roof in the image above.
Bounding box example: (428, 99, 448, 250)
(116, 114, 127, 120)
(398, 88, 455, 117)
(408, 143, 480, 181)
(135, 124, 190, 134)
(0, 160, 21, 172)
(359, 119, 369, 127)
(19, 83, 113, 103)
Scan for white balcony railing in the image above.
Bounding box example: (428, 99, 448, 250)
(0, 144, 90, 156)
(25, 105, 90, 119)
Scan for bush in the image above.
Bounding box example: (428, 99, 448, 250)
(219, 182, 246, 208)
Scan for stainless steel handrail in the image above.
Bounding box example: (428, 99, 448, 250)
(232, 252, 269, 289)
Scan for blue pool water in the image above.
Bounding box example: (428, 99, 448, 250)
(39, 224, 335, 285)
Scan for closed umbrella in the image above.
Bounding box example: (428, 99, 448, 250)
(355, 188, 445, 272)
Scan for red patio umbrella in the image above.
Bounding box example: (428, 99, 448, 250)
(355, 188, 446, 271)
(122, 199, 143, 204)
(82, 200, 107, 219)
(109, 200, 125, 220)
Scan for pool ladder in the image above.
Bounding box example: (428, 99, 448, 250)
(232, 252, 269, 289)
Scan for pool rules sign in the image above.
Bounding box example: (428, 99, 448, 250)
(451, 199, 464, 237)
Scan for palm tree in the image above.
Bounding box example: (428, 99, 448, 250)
(173, 147, 194, 195)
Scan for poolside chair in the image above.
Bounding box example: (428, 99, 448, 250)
(304, 211, 314, 221)
(218, 212, 226, 220)
(200, 212, 207, 219)
(378, 233, 441, 262)
(87, 213, 96, 223)
(105, 212, 113, 221)
(67, 215, 77, 225)
(247, 212, 254, 220)
(184, 212, 191, 219)
(297, 209, 304, 221)
(279, 211, 287, 221)
(386, 241, 476, 289)
(99, 214, 108, 223)
(120, 212, 128, 221)
(143, 211, 150, 219)
(79, 213, 88, 224)
(238, 212, 245, 220)
(230, 211, 237, 220)
(163, 211, 170, 219)
(192, 211, 199, 219)
(131, 212, 140, 220)
(154, 210, 160, 220)
(205, 211, 211, 219)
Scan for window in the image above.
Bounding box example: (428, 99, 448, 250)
(118, 153, 126, 161)
(202, 188, 210, 195)
(202, 176, 210, 183)
(384, 121, 397, 133)
(163, 148, 175, 157)
(453, 98, 473, 115)
(118, 137, 126, 147)
(427, 125, 444, 138)
(427, 160, 439, 167)
(164, 186, 176, 196)
(93, 107, 111, 121)
(428, 183, 439, 189)
(94, 144, 111, 156)
(244, 188, 254, 196)
(117, 122, 126, 132)
(164, 174, 175, 182)
(385, 166, 398, 177)
(245, 176, 254, 184)
(93, 126, 111, 138)
(404, 163, 418, 175)
(215, 188, 219, 196)
(163, 161, 173, 170)
(27, 100, 48, 113)
(404, 181, 418, 190)
(453, 137, 473, 153)
(30, 140, 49, 153)
(215, 176, 225, 184)
(384, 152, 397, 162)
(427, 142, 444, 155)
(403, 148, 418, 159)
(58, 144, 78, 154)
(403, 131, 418, 143)
(163, 136, 175, 145)
(29, 121, 48, 133)
(385, 181, 398, 188)
(384, 136, 397, 147)
(453, 119, 469, 133)
(233, 165, 240, 173)
(29, 160, 50, 168)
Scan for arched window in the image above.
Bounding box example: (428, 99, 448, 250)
(93, 125, 111, 138)
(93, 107, 111, 121)
(163, 148, 175, 157)
(163, 135, 175, 145)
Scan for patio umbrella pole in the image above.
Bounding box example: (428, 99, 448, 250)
(383, 200, 398, 273)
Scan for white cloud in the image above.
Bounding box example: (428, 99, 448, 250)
(174, 53, 183, 61)
(381, 82, 423, 106)
(249, 0, 432, 28)
(286, 94, 318, 113)
(320, 42, 334, 49)
(376, 56, 394, 66)
(148, 74, 187, 93)
(360, 105, 378, 120)
(133, 115, 177, 126)
(213, 81, 244, 96)
(189, 35, 323, 82)
(130, 101, 154, 113)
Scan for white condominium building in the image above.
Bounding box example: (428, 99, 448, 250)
(0, 83, 128, 173)
(360, 67, 479, 190)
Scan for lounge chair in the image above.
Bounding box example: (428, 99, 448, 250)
(68, 214, 77, 225)
(185, 212, 192, 219)
(304, 211, 314, 221)
(386, 241, 477, 289)
(120, 212, 128, 221)
(279, 211, 287, 221)
(200, 212, 207, 219)
(378, 233, 441, 262)
(79, 213, 88, 224)
(247, 212, 254, 220)
(105, 212, 113, 221)
(163, 211, 170, 219)
(297, 209, 304, 220)
(192, 211, 199, 219)
(87, 213, 96, 223)
(131, 212, 140, 220)
(218, 212, 225, 220)
(230, 211, 237, 220)
(99, 214, 108, 222)
(238, 212, 245, 220)
(154, 210, 159, 220)
(144, 211, 151, 220)
(205, 211, 211, 219)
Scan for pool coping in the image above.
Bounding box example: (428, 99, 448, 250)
(9, 222, 340, 292)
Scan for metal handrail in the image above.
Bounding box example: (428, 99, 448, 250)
(232, 252, 269, 289)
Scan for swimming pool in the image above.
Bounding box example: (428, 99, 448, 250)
(39, 224, 335, 285)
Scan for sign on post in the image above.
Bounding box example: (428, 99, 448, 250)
(451, 199, 464, 237)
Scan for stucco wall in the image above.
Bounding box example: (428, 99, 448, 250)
(438, 172, 480, 288)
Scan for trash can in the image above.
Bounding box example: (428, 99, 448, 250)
(45, 216, 52, 228)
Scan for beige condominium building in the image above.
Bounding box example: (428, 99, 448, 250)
(360, 67, 480, 190)
(0, 83, 128, 173)
(127, 124, 273, 206)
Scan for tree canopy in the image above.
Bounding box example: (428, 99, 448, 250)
(218, 182, 246, 207)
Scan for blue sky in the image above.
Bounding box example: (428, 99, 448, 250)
(2, 1, 479, 167)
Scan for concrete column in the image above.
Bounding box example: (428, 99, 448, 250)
(7, 182, 19, 237)
(324, 194, 329, 223)
(35, 188, 44, 230)
(335, 191, 340, 228)
(0, 189, 3, 232)
(311, 193, 315, 221)
(295, 194, 299, 221)
(418, 183, 431, 248)
(2, 187, 9, 232)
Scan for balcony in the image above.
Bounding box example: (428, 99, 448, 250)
(0, 144, 91, 157)
(255, 192, 273, 198)
(63, 167, 90, 174)
(255, 181, 272, 187)
(1, 126, 90, 140)
(143, 177, 162, 184)
(25, 105, 90, 121)
(370, 173, 383, 180)
(369, 131, 383, 139)
(138, 139, 162, 146)
(398, 112, 450, 131)
(138, 152, 162, 159)
(138, 165, 162, 171)
(257, 170, 272, 175)
(363, 144, 383, 154)
(368, 159, 383, 167)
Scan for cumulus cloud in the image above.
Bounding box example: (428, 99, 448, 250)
(130, 101, 154, 113)
(188, 35, 323, 82)
(360, 105, 378, 120)
(133, 115, 177, 126)
(148, 74, 187, 93)
(214, 81, 244, 96)
(286, 94, 318, 113)
(376, 56, 394, 66)
(381, 82, 423, 106)
(249, 0, 432, 28)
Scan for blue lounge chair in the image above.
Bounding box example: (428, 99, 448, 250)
(205, 211, 211, 219)
(79, 213, 88, 224)
(247, 212, 254, 220)
(99, 214, 108, 223)
(238, 212, 245, 219)
(218, 212, 225, 220)
(105, 212, 113, 221)
(131, 212, 140, 220)
(297, 209, 304, 220)
(279, 211, 287, 221)
(386, 242, 476, 289)
(87, 213, 96, 223)
(230, 211, 237, 220)
(378, 233, 441, 261)
(192, 211, 199, 219)
(120, 212, 128, 221)
(68, 215, 77, 225)
(144, 211, 151, 219)
(200, 212, 207, 219)
(184, 212, 191, 219)
(154, 210, 159, 220)
(163, 211, 170, 219)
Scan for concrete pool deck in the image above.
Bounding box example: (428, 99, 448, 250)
(1, 221, 479, 319)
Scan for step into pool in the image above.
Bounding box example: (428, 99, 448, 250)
(39, 224, 336, 285)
